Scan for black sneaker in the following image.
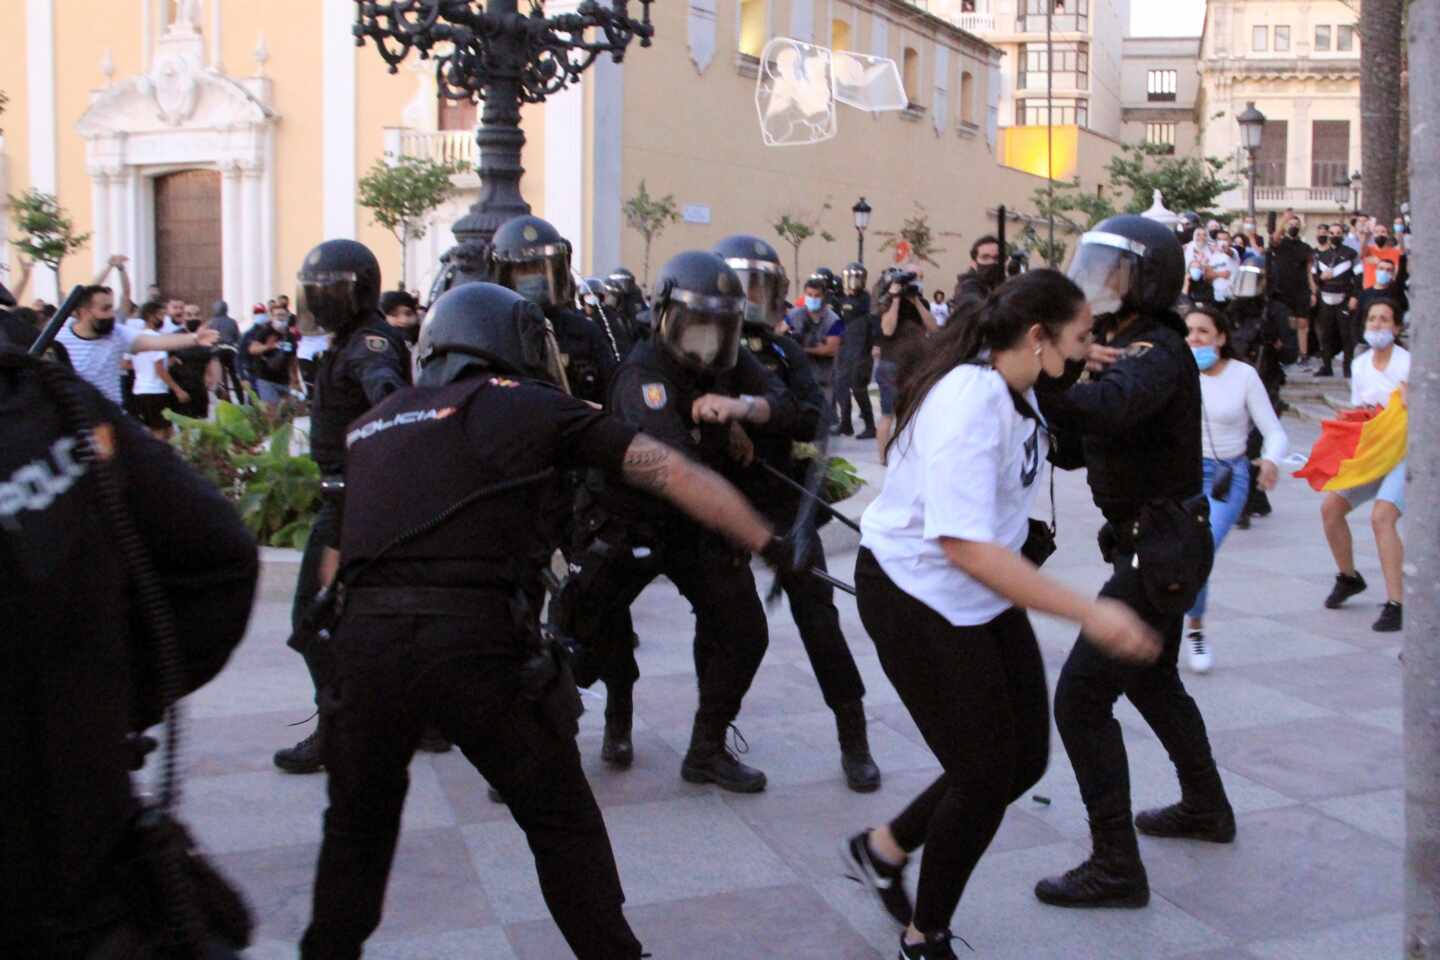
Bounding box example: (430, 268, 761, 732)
(1316, 366, 1335, 378)
(273, 729, 324, 774)
(841, 832, 914, 927)
(1325, 572, 1368, 609)
(417, 727, 452, 753)
(1234, 512, 1251, 530)
(856, 426, 877, 440)
(1374, 601, 1403, 633)
(1135, 802, 1236, 843)
(898, 930, 966, 959)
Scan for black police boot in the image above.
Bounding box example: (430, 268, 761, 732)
(835, 701, 881, 793)
(681, 718, 767, 793)
(856, 424, 877, 441)
(273, 728, 324, 775)
(1034, 826, 1150, 909)
(601, 690, 635, 768)
(832, 420, 854, 436)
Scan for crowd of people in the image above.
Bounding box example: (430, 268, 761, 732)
(0, 191, 1413, 959)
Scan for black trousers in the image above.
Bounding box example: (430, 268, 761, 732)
(602, 536, 769, 732)
(301, 611, 642, 960)
(836, 352, 875, 430)
(291, 499, 342, 694)
(1313, 301, 1349, 373)
(774, 547, 865, 709)
(1053, 553, 1226, 837)
(855, 550, 1050, 933)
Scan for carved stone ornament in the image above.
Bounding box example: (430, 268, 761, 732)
(152, 55, 200, 125)
(688, 0, 717, 75)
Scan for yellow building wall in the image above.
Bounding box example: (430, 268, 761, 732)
(0, 2, 32, 285)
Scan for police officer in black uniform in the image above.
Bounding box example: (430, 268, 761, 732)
(274, 239, 412, 774)
(488, 214, 618, 403)
(725, 240, 881, 792)
(1, 347, 258, 960)
(834, 261, 876, 438)
(300, 281, 804, 959)
(604, 267, 652, 342)
(1033, 216, 1235, 909)
(1311, 226, 1358, 377)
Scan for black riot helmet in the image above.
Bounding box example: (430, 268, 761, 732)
(488, 215, 575, 309)
(295, 239, 382, 334)
(580, 276, 607, 309)
(1068, 214, 1185, 321)
(812, 266, 839, 296)
(413, 281, 567, 389)
(653, 251, 748, 372)
(841, 261, 868, 294)
(712, 234, 789, 329)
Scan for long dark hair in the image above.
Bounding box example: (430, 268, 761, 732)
(884, 269, 1086, 463)
(1183, 304, 1236, 359)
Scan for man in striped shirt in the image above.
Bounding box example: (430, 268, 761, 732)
(55, 284, 218, 407)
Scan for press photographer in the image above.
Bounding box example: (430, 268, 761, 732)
(874, 269, 935, 456)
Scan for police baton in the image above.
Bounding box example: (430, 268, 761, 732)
(808, 565, 856, 596)
(28, 284, 86, 357)
(756, 460, 862, 535)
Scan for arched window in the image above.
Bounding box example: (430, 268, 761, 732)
(960, 70, 975, 124)
(903, 47, 921, 104)
(739, 0, 766, 59)
(831, 18, 852, 53)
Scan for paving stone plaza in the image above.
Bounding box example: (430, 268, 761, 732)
(164, 405, 1407, 959)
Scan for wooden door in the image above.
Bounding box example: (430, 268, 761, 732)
(154, 170, 222, 306)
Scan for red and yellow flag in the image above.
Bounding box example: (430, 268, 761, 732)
(1293, 389, 1408, 492)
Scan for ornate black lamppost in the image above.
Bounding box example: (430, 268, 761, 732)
(354, 1, 654, 289)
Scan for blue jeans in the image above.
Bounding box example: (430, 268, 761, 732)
(1188, 455, 1251, 620)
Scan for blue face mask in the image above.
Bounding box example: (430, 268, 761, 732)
(1191, 345, 1220, 371)
(1189, 266, 1204, 282)
(804, 296, 823, 313)
(1376, 270, 1393, 287)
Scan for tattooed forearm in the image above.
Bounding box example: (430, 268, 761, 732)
(621, 434, 673, 494)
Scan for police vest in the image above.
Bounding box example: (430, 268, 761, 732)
(309, 321, 406, 475)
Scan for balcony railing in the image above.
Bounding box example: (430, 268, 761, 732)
(386, 128, 477, 169)
(1254, 185, 1352, 205)
(955, 12, 996, 32)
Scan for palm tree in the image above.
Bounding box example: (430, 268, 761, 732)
(1360, 0, 1404, 222)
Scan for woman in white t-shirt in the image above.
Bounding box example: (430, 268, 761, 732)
(1321, 300, 1410, 633)
(1181, 306, 1288, 673)
(839, 271, 1159, 959)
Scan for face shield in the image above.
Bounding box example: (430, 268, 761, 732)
(494, 243, 572, 308)
(725, 258, 788, 328)
(1067, 231, 1144, 320)
(1232, 263, 1265, 299)
(296, 270, 359, 333)
(842, 266, 868, 294)
(660, 289, 745, 371)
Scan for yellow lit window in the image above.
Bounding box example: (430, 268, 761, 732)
(739, 0, 766, 59)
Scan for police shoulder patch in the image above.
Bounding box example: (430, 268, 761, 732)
(1125, 341, 1155, 358)
(642, 382, 667, 410)
(365, 335, 391, 354)
(488, 376, 520, 388)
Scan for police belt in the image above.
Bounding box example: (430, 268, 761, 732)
(344, 586, 512, 620)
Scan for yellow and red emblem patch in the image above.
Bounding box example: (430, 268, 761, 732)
(642, 382, 667, 410)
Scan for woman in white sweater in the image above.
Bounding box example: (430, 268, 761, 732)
(1183, 306, 1288, 673)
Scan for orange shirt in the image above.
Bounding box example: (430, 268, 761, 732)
(1362, 244, 1402, 289)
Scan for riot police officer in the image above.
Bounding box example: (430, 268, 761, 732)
(1, 348, 258, 959)
(604, 266, 652, 342)
(582, 274, 636, 359)
(489, 214, 617, 403)
(729, 254, 882, 792)
(274, 238, 412, 775)
(1226, 257, 1290, 524)
(300, 282, 803, 959)
(835, 261, 877, 438)
(1034, 215, 1235, 909)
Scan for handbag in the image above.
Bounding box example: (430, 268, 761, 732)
(1021, 460, 1058, 567)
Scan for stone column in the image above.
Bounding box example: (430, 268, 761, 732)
(220, 162, 243, 312)
(240, 163, 263, 306)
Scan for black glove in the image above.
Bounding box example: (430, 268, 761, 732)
(760, 528, 821, 582)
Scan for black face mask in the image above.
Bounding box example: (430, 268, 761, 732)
(185, 319, 202, 332)
(93, 316, 115, 335)
(980, 262, 1005, 286)
(1317, 236, 1329, 247)
(1208, 229, 1221, 240)
(1287, 226, 1300, 238)
(400, 324, 420, 345)
(1375, 235, 1390, 247)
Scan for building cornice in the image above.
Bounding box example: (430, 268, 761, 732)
(1200, 58, 1360, 82)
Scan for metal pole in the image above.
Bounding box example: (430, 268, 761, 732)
(1248, 149, 1257, 221)
(1405, 7, 1440, 957)
(1046, 3, 1055, 264)
(28, 285, 86, 357)
(857, 229, 865, 266)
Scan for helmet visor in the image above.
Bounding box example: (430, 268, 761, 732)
(661, 291, 745, 370)
(1067, 232, 1143, 318)
(842, 265, 868, 293)
(296, 270, 358, 333)
(724, 259, 788, 325)
(496, 245, 572, 307)
(1232, 264, 1265, 299)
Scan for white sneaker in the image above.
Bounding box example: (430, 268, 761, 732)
(1187, 630, 1213, 674)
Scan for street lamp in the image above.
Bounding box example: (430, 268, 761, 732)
(354, 0, 654, 293)
(852, 197, 872, 265)
(1236, 101, 1267, 220)
(1350, 170, 1363, 216)
(1334, 174, 1351, 212)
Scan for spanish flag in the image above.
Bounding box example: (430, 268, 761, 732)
(1293, 389, 1408, 492)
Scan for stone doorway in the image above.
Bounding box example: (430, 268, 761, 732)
(154, 169, 222, 307)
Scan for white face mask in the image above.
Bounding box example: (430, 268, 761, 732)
(1364, 329, 1396, 350)
(678, 324, 723, 366)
